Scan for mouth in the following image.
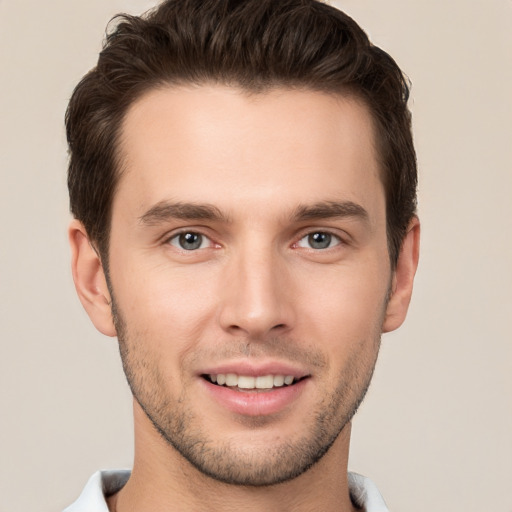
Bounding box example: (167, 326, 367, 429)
(200, 369, 311, 416)
(202, 373, 308, 392)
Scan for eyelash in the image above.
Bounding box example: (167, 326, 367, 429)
(294, 231, 343, 250)
(166, 230, 215, 251)
(165, 229, 345, 252)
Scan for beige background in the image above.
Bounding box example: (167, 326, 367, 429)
(0, 0, 511, 511)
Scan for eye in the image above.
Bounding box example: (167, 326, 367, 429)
(297, 232, 341, 250)
(168, 232, 211, 251)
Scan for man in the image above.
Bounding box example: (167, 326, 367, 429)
(64, 0, 420, 510)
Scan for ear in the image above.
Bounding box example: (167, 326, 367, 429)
(382, 217, 420, 333)
(68, 219, 117, 337)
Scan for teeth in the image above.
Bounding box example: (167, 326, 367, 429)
(273, 375, 285, 387)
(238, 376, 256, 389)
(225, 373, 237, 386)
(207, 373, 297, 389)
(255, 375, 274, 389)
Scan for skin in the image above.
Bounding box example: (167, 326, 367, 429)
(69, 85, 420, 512)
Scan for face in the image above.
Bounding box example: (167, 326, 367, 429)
(106, 85, 394, 485)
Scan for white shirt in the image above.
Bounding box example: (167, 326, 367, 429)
(64, 470, 390, 511)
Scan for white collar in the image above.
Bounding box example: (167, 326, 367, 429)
(64, 470, 389, 512)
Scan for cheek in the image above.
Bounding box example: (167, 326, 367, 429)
(111, 265, 218, 391)
(111, 259, 220, 342)
(298, 260, 390, 345)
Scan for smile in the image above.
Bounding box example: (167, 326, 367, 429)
(201, 369, 310, 415)
(205, 374, 302, 390)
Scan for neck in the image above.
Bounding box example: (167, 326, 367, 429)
(109, 402, 357, 512)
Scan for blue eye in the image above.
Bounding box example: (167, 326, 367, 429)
(297, 232, 340, 250)
(169, 232, 209, 250)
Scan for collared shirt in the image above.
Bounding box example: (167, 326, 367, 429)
(64, 469, 390, 511)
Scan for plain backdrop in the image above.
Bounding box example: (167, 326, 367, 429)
(0, 1, 511, 511)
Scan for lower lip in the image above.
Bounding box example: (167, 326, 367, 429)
(201, 378, 309, 417)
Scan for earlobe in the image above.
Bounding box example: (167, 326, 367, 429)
(68, 219, 117, 337)
(382, 217, 420, 333)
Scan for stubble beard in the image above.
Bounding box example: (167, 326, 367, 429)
(110, 295, 382, 487)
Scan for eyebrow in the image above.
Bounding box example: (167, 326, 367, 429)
(139, 199, 369, 227)
(139, 201, 230, 225)
(291, 200, 370, 224)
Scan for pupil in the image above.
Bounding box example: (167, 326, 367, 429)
(309, 232, 331, 249)
(179, 232, 202, 250)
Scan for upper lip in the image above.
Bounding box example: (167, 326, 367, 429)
(199, 360, 310, 379)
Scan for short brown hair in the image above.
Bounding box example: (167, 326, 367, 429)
(66, 0, 417, 267)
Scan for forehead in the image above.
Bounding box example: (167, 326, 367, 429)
(115, 84, 383, 221)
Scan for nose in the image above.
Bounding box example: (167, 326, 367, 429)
(218, 244, 295, 339)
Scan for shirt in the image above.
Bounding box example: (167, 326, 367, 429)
(64, 469, 390, 511)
